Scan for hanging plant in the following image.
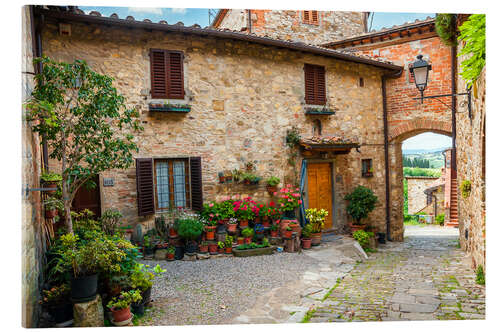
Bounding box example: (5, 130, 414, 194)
(435, 14, 457, 46)
(460, 180, 472, 199)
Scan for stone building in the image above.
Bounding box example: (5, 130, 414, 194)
(455, 15, 486, 270)
(212, 9, 368, 45)
(405, 176, 441, 215)
(36, 6, 402, 236)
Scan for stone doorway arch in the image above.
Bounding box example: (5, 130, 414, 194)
(387, 120, 452, 241)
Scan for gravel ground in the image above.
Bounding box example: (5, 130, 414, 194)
(138, 252, 319, 326)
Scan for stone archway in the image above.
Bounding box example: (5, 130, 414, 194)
(387, 120, 452, 241)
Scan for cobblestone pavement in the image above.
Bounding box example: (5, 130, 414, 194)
(304, 225, 485, 323)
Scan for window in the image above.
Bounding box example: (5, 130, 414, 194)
(154, 159, 191, 210)
(361, 159, 373, 177)
(303, 10, 319, 25)
(312, 119, 322, 136)
(304, 64, 326, 105)
(359, 77, 364, 87)
(150, 49, 184, 99)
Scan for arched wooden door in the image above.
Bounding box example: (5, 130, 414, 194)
(306, 162, 333, 230)
(72, 175, 101, 218)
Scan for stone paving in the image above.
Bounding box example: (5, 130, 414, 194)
(304, 225, 485, 323)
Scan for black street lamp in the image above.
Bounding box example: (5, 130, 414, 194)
(409, 54, 472, 117)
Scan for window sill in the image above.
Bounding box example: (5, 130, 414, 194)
(149, 102, 191, 113)
(304, 106, 335, 115)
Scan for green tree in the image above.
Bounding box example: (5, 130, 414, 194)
(26, 57, 143, 233)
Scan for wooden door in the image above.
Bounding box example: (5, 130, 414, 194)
(72, 175, 101, 218)
(307, 162, 333, 230)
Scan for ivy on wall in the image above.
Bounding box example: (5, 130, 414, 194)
(458, 14, 486, 88)
(435, 14, 457, 46)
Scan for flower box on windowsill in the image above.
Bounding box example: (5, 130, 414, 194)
(304, 107, 335, 115)
(149, 103, 191, 113)
(362, 172, 373, 178)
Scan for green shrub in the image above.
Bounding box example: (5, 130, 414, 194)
(352, 230, 374, 250)
(460, 180, 471, 198)
(107, 290, 142, 310)
(41, 172, 62, 183)
(476, 265, 485, 285)
(177, 218, 204, 241)
(435, 214, 445, 226)
(344, 186, 378, 225)
(241, 227, 254, 238)
(266, 176, 280, 186)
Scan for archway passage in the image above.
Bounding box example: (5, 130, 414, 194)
(388, 125, 452, 241)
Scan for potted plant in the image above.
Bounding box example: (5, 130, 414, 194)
(199, 241, 209, 253)
(233, 198, 256, 227)
(129, 263, 165, 306)
(44, 198, 63, 219)
(236, 237, 244, 245)
(224, 235, 233, 254)
(283, 226, 293, 238)
(278, 184, 302, 219)
(269, 223, 279, 238)
(266, 176, 280, 194)
(226, 218, 238, 233)
(208, 241, 218, 254)
(254, 224, 265, 240)
(288, 220, 301, 236)
(166, 246, 175, 260)
(41, 172, 62, 193)
(344, 186, 378, 233)
(40, 284, 73, 326)
(203, 218, 217, 241)
(301, 224, 313, 249)
(202, 202, 221, 225)
(241, 227, 254, 244)
(143, 235, 154, 256)
(217, 241, 225, 254)
(218, 171, 226, 183)
(258, 204, 271, 227)
(177, 217, 204, 254)
(306, 208, 328, 246)
(107, 289, 142, 325)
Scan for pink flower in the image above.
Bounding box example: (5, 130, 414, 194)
(209, 213, 214, 217)
(273, 192, 277, 196)
(281, 203, 285, 207)
(209, 203, 214, 207)
(287, 184, 292, 188)
(298, 200, 302, 204)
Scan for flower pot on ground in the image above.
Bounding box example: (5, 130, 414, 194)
(208, 242, 218, 254)
(174, 246, 185, 260)
(283, 227, 293, 239)
(41, 284, 72, 325)
(306, 208, 328, 247)
(225, 247, 233, 254)
(301, 238, 312, 249)
(311, 232, 322, 246)
(301, 223, 313, 249)
(344, 185, 378, 233)
(226, 218, 238, 233)
(199, 241, 209, 253)
(107, 290, 142, 324)
(131, 302, 145, 316)
(217, 241, 225, 254)
(224, 235, 233, 253)
(185, 241, 198, 254)
(166, 246, 175, 260)
(241, 227, 254, 244)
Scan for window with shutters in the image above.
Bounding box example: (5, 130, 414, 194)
(303, 10, 319, 25)
(154, 158, 191, 210)
(304, 64, 326, 105)
(150, 49, 185, 99)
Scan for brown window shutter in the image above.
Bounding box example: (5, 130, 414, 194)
(303, 11, 310, 23)
(150, 49, 167, 98)
(189, 157, 203, 212)
(316, 65, 326, 104)
(311, 11, 318, 24)
(166, 51, 185, 99)
(304, 64, 316, 104)
(136, 158, 155, 216)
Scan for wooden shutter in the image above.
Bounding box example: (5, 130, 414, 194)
(150, 49, 167, 98)
(303, 11, 310, 23)
(136, 158, 155, 216)
(304, 64, 326, 105)
(311, 11, 318, 24)
(189, 157, 203, 212)
(167, 51, 184, 99)
(150, 49, 184, 99)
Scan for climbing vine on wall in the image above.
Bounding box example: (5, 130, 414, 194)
(435, 14, 457, 46)
(458, 14, 486, 88)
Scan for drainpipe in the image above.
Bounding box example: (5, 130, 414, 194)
(451, 15, 457, 178)
(247, 9, 252, 34)
(382, 69, 403, 241)
(32, 6, 49, 171)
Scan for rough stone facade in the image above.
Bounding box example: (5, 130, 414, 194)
(328, 24, 453, 240)
(406, 176, 440, 215)
(216, 9, 367, 45)
(42, 18, 390, 235)
(456, 52, 486, 268)
(22, 6, 43, 328)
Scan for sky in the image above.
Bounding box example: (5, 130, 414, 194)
(402, 133, 452, 151)
(79, 6, 435, 28)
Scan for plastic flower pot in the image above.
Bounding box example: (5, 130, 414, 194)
(239, 219, 249, 228)
(70, 274, 98, 303)
(311, 232, 322, 246)
(49, 303, 73, 325)
(185, 242, 198, 254)
(111, 306, 132, 323)
(301, 238, 312, 249)
(142, 287, 152, 305)
(174, 246, 185, 260)
(132, 302, 145, 316)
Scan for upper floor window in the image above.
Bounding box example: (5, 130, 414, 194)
(304, 64, 326, 105)
(150, 49, 185, 99)
(303, 11, 319, 25)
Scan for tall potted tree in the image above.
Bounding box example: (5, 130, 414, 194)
(26, 57, 143, 234)
(344, 186, 378, 233)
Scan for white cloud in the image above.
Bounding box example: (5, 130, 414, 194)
(170, 8, 187, 14)
(128, 7, 163, 15)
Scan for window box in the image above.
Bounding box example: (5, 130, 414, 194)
(149, 103, 191, 113)
(304, 107, 335, 115)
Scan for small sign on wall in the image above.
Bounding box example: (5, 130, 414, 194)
(103, 178, 115, 187)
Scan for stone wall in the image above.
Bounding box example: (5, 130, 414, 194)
(456, 46, 486, 269)
(218, 10, 366, 45)
(22, 5, 43, 328)
(406, 177, 439, 214)
(42, 19, 388, 234)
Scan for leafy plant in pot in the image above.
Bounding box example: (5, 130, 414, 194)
(241, 227, 254, 244)
(226, 217, 238, 233)
(266, 176, 280, 195)
(41, 172, 62, 193)
(40, 284, 73, 326)
(305, 208, 328, 246)
(203, 217, 217, 240)
(199, 241, 209, 254)
(177, 217, 204, 254)
(129, 263, 165, 306)
(301, 224, 313, 249)
(278, 184, 302, 219)
(270, 223, 279, 237)
(166, 245, 175, 260)
(44, 198, 63, 219)
(217, 241, 225, 254)
(107, 289, 142, 324)
(224, 235, 234, 254)
(283, 226, 293, 239)
(344, 186, 378, 233)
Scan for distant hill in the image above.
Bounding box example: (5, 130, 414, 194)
(403, 147, 451, 168)
(402, 147, 451, 155)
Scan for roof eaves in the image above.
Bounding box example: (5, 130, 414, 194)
(35, 7, 403, 72)
(211, 9, 229, 28)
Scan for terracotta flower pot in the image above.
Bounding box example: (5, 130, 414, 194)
(205, 226, 216, 240)
(311, 232, 322, 246)
(270, 230, 278, 238)
(262, 218, 270, 228)
(301, 238, 312, 249)
(244, 237, 251, 244)
(208, 243, 218, 254)
(169, 228, 178, 238)
(227, 223, 237, 233)
(237, 237, 244, 245)
(217, 247, 224, 254)
(44, 181, 58, 194)
(280, 220, 290, 233)
(266, 185, 278, 195)
(349, 223, 366, 233)
(199, 244, 208, 253)
(283, 230, 293, 239)
(111, 306, 132, 323)
(289, 223, 301, 236)
(45, 209, 57, 219)
(225, 247, 232, 254)
(166, 252, 175, 261)
(239, 219, 248, 228)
